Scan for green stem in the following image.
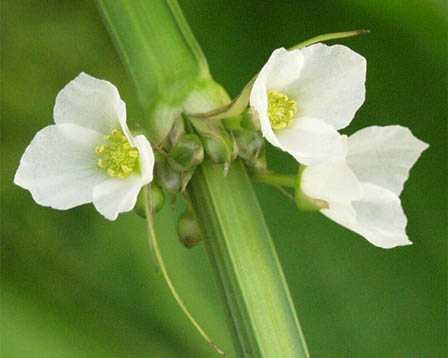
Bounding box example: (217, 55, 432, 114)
(189, 161, 309, 357)
(143, 186, 224, 355)
(96, 1, 309, 356)
(254, 172, 296, 188)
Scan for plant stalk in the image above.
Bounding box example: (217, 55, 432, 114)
(96, 1, 309, 356)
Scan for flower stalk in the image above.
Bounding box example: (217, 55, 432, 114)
(143, 185, 224, 355)
(96, 0, 309, 356)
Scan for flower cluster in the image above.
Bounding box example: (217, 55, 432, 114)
(250, 44, 428, 248)
(15, 41, 428, 249)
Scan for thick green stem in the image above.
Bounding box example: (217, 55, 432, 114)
(189, 161, 309, 357)
(96, 1, 309, 356)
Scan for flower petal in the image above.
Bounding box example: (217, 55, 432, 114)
(92, 176, 144, 221)
(300, 159, 363, 203)
(54, 72, 126, 134)
(276, 117, 348, 165)
(250, 48, 304, 150)
(133, 134, 155, 184)
(14, 124, 106, 210)
(286, 43, 366, 130)
(347, 125, 429, 195)
(321, 183, 411, 249)
(254, 47, 304, 91)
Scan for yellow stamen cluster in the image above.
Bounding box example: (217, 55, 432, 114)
(267, 90, 297, 130)
(96, 129, 139, 179)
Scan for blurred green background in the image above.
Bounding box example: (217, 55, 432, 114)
(2, 0, 446, 357)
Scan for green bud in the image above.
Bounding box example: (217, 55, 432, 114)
(155, 158, 182, 193)
(168, 133, 204, 171)
(177, 210, 203, 248)
(241, 108, 261, 131)
(202, 128, 234, 164)
(134, 184, 165, 218)
(234, 129, 264, 161)
(169, 115, 186, 147)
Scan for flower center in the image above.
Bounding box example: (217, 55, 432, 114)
(96, 129, 139, 178)
(267, 90, 297, 130)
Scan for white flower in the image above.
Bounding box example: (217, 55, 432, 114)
(300, 126, 429, 248)
(250, 43, 366, 165)
(14, 73, 155, 220)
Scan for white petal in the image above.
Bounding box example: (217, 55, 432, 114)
(250, 48, 304, 150)
(54, 72, 126, 134)
(133, 135, 155, 184)
(276, 117, 348, 165)
(286, 43, 366, 130)
(254, 47, 304, 91)
(322, 183, 411, 248)
(14, 124, 106, 210)
(347, 125, 429, 195)
(92, 176, 144, 221)
(301, 159, 363, 203)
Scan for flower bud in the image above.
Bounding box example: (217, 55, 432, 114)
(234, 129, 264, 161)
(177, 210, 203, 248)
(155, 158, 182, 193)
(202, 128, 235, 164)
(168, 134, 204, 172)
(134, 184, 165, 218)
(169, 115, 186, 147)
(241, 108, 261, 131)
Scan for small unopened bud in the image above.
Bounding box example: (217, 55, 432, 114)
(241, 108, 261, 131)
(202, 128, 234, 164)
(155, 158, 182, 193)
(168, 134, 204, 171)
(177, 210, 203, 248)
(234, 129, 264, 161)
(169, 116, 186, 146)
(134, 184, 165, 218)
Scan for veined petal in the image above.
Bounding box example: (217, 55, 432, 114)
(286, 43, 366, 130)
(92, 175, 144, 221)
(301, 159, 362, 203)
(14, 124, 106, 210)
(254, 47, 304, 91)
(347, 125, 429, 195)
(322, 183, 411, 249)
(276, 117, 348, 165)
(133, 134, 155, 184)
(54, 72, 126, 135)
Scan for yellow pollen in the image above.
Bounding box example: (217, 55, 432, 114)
(95, 129, 140, 178)
(267, 90, 297, 130)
